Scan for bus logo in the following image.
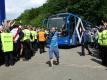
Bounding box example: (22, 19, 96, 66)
(76, 18, 84, 43)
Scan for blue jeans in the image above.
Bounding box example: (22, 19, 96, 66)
(49, 47, 59, 59)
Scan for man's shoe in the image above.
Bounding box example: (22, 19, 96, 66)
(49, 62, 52, 67)
(5, 64, 10, 67)
(56, 59, 59, 65)
(55, 61, 59, 65)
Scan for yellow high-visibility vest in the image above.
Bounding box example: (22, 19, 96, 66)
(1, 33, 13, 52)
(35, 31, 37, 40)
(102, 30, 107, 46)
(98, 32, 103, 45)
(31, 31, 37, 40)
(22, 29, 31, 41)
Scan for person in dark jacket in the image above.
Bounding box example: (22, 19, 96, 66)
(81, 29, 92, 56)
(0, 26, 4, 64)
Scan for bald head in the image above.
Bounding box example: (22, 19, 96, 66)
(51, 27, 56, 32)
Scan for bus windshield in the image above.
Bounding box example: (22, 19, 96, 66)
(48, 17, 66, 32)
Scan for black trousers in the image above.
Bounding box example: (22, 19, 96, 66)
(3, 52, 14, 66)
(98, 44, 102, 59)
(100, 46, 107, 66)
(22, 40, 32, 60)
(31, 40, 37, 51)
(13, 42, 20, 60)
(0, 49, 4, 64)
(31, 40, 38, 55)
(39, 41, 45, 54)
(34, 39, 38, 51)
(81, 43, 91, 55)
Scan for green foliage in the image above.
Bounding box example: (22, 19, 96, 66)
(17, 0, 107, 27)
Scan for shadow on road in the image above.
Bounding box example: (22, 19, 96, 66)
(59, 45, 80, 49)
(77, 52, 82, 56)
(91, 58, 107, 67)
(91, 58, 102, 65)
(91, 49, 100, 59)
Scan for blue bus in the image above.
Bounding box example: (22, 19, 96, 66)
(45, 13, 86, 46)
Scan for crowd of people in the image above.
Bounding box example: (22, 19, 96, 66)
(0, 19, 107, 67)
(0, 20, 50, 67)
(81, 19, 107, 66)
(0, 20, 60, 67)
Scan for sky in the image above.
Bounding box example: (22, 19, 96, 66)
(5, 0, 47, 20)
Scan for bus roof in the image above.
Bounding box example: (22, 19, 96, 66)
(48, 13, 79, 19)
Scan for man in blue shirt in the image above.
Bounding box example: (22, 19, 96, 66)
(48, 27, 59, 67)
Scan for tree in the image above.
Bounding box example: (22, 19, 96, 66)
(17, 0, 107, 27)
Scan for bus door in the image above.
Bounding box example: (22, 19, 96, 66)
(68, 16, 78, 45)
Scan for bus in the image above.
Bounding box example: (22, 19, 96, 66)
(45, 13, 86, 46)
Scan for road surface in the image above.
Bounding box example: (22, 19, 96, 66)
(0, 47, 107, 80)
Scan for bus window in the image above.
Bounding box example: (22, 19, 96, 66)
(48, 17, 69, 37)
(48, 17, 66, 32)
(60, 23, 68, 37)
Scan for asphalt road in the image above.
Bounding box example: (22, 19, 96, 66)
(0, 47, 107, 80)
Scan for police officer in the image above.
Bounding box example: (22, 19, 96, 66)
(30, 27, 37, 55)
(34, 28, 38, 51)
(100, 19, 107, 66)
(1, 28, 14, 66)
(97, 26, 103, 58)
(38, 28, 47, 54)
(21, 26, 32, 61)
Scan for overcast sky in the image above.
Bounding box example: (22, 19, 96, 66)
(5, 0, 47, 20)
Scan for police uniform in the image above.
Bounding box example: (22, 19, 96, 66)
(1, 32, 14, 66)
(22, 29, 32, 60)
(31, 30, 37, 52)
(98, 31, 103, 58)
(101, 29, 107, 66)
(34, 30, 38, 51)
